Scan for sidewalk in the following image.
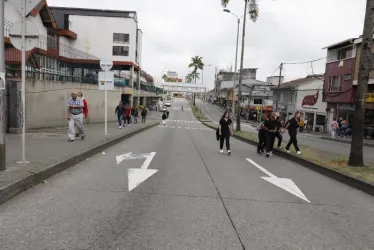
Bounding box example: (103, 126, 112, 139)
(320, 135, 374, 148)
(0, 120, 159, 204)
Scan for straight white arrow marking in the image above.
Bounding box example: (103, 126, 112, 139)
(116, 152, 158, 191)
(246, 158, 310, 203)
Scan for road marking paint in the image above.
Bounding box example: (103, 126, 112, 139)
(245, 158, 311, 203)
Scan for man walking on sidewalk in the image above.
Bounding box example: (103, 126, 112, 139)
(67, 91, 85, 142)
(75, 92, 88, 137)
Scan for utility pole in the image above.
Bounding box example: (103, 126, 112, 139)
(275, 63, 283, 112)
(236, 0, 248, 132)
(232, 17, 240, 121)
(0, 0, 6, 170)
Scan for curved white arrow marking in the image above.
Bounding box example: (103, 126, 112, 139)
(246, 158, 310, 203)
(116, 152, 158, 191)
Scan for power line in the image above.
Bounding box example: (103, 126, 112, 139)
(282, 53, 338, 65)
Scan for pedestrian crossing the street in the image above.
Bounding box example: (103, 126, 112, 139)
(212, 120, 255, 130)
(166, 119, 201, 124)
(157, 125, 213, 131)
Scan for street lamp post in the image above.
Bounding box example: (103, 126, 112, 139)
(202, 64, 212, 117)
(223, 9, 242, 122)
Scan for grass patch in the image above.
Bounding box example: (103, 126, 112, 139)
(191, 104, 208, 121)
(204, 122, 374, 185)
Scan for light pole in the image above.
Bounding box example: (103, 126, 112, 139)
(223, 9, 243, 122)
(202, 64, 212, 117)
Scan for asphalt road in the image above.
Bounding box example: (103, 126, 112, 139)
(1, 98, 374, 250)
(196, 99, 374, 163)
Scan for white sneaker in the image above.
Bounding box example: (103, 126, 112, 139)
(128, 125, 130, 127)
(119, 126, 122, 129)
(285, 149, 291, 153)
(296, 151, 302, 155)
(228, 150, 231, 155)
(220, 150, 223, 154)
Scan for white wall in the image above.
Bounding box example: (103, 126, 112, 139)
(25, 80, 122, 129)
(137, 29, 143, 67)
(68, 15, 138, 63)
(296, 79, 326, 114)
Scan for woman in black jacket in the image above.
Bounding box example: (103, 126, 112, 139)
(219, 111, 233, 155)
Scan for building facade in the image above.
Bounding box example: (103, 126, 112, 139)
(4, 0, 162, 130)
(272, 75, 327, 131)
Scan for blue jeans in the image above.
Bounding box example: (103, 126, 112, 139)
(117, 115, 123, 126)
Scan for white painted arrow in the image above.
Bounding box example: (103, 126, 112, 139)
(116, 152, 158, 191)
(246, 158, 310, 203)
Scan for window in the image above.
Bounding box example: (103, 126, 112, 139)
(113, 33, 130, 44)
(253, 99, 262, 105)
(329, 76, 341, 91)
(112, 46, 129, 56)
(344, 74, 352, 80)
(337, 46, 353, 60)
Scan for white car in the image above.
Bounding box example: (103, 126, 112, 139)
(164, 101, 171, 107)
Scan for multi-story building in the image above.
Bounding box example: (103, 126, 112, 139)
(272, 75, 327, 131)
(322, 37, 374, 126)
(4, 0, 162, 130)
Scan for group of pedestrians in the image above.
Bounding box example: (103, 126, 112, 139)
(257, 112, 301, 157)
(115, 101, 148, 129)
(67, 90, 150, 141)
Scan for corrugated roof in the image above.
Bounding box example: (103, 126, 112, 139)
(275, 74, 324, 89)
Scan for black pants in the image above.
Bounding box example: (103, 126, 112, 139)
(286, 132, 300, 151)
(125, 116, 131, 125)
(275, 131, 282, 147)
(257, 131, 265, 152)
(142, 116, 146, 123)
(265, 131, 275, 153)
(220, 135, 230, 150)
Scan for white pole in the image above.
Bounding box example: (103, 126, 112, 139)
(104, 61, 108, 135)
(18, 0, 28, 163)
(232, 18, 240, 121)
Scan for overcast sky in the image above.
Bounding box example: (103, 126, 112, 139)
(52, 0, 366, 89)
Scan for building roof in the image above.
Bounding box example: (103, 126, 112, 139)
(273, 74, 324, 90)
(49, 6, 138, 29)
(322, 38, 356, 50)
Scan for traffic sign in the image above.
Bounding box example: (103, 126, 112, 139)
(9, 20, 39, 51)
(98, 71, 114, 91)
(100, 60, 113, 72)
(8, 0, 41, 17)
(256, 105, 261, 111)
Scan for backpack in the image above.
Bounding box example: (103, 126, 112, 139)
(256, 121, 264, 131)
(216, 127, 220, 141)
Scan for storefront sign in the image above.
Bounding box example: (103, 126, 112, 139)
(337, 103, 355, 111)
(124, 87, 133, 95)
(302, 90, 319, 106)
(366, 92, 374, 103)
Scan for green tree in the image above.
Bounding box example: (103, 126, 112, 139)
(348, 0, 374, 167)
(185, 74, 193, 83)
(221, 0, 259, 131)
(188, 56, 204, 83)
(190, 71, 200, 83)
(162, 74, 168, 82)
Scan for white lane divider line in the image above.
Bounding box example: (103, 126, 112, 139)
(245, 158, 311, 203)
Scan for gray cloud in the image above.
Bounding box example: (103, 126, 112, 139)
(52, 0, 366, 89)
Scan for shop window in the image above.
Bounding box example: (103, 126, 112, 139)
(328, 76, 341, 92)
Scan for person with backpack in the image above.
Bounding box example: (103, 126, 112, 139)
(263, 112, 278, 157)
(256, 114, 267, 154)
(285, 111, 302, 154)
(218, 111, 233, 155)
(133, 107, 139, 124)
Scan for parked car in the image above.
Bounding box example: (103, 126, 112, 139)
(165, 101, 171, 107)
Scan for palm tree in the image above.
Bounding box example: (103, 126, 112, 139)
(221, 0, 259, 131)
(190, 71, 200, 83)
(185, 74, 193, 83)
(189, 56, 204, 83)
(162, 74, 168, 82)
(348, 0, 374, 167)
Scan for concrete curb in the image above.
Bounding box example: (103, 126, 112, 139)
(320, 136, 374, 148)
(0, 123, 158, 205)
(201, 121, 374, 197)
